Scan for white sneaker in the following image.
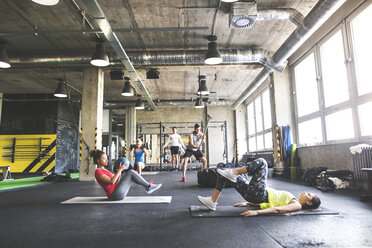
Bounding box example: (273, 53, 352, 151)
(217, 168, 237, 183)
(197, 196, 217, 211)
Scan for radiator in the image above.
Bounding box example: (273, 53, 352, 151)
(352, 147, 372, 181)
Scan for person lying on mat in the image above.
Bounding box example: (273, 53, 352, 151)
(129, 138, 148, 175)
(197, 158, 321, 216)
(91, 149, 161, 201)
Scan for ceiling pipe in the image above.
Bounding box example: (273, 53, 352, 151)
(231, 0, 347, 110)
(9, 49, 285, 71)
(81, 0, 157, 111)
(257, 9, 304, 27)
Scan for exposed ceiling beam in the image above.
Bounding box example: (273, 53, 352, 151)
(81, 0, 157, 111)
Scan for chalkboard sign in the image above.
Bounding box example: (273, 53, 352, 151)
(56, 120, 79, 173)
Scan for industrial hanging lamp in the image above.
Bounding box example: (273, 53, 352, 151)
(195, 97, 205, 109)
(197, 75, 209, 96)
(31, 0, 59, 6)
(90, 41, 109, 67)
(135, 98, 145, 110)
(121, 77, 134, 96)
(204, 35, 222, 65)
(0, 42, 11, 69)
(54, 80, 68, 98)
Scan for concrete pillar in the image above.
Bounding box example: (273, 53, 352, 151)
(0, 93, 3, 123)
(125, 106, 136, 162)
(80, 68, 104, 181)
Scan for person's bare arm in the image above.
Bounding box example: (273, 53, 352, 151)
(97, 165, 124, 185)
(144, 148, 148, 156)
(233, 201, 261, 207)
(240, 200, 301, 217)
(129, 148, 134, 157)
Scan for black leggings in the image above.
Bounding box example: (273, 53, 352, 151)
(108, 170, 149, 201)
(215, 158, 268, 204)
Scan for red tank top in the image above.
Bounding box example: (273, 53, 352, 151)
(94, 169, 118, 197)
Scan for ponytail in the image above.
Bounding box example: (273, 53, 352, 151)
(89, 149, 105, 164)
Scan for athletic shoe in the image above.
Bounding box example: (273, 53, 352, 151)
(146, 182, 162, 194)
(217, 168, 237, 183)
(197, 196, 217, 211)
(182, 176, 186, 182)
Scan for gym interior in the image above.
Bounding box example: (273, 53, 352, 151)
(1, 0, 372, 247)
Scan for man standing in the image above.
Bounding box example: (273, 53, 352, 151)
(163, 127, 186, 170)
(182, 123, 207, 182)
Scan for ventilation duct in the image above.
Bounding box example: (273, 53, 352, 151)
(229, 2, 305, 29)
(10, 49, 285, 72)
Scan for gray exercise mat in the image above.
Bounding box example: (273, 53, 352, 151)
(61, 196, 172, 204)
(189, 205, 339, 218)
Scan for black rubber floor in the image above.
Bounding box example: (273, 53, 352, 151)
(1, 171, 372, 248)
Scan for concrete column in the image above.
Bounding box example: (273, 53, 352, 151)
(80, 68, 104, 181)
(0, 93, 3, 123)
(125, 106, 136, 162)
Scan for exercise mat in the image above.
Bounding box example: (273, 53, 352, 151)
(189, 205, 339, 218)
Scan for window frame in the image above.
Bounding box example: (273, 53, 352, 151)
(291, 1, 372, 146)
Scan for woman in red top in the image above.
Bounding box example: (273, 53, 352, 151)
(91, 149, 162, 200)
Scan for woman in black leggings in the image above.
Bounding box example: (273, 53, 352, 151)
(90, 149, 162, 201)
(197, 158, 321, 216)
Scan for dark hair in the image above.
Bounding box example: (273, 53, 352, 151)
(302, 194, 321, 209)
(172, 127, 176, 130)
(89, 149, 105, 164)
(194, 123, 200, 129)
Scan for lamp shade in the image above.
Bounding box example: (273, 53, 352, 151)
(197, 76, 209, 95)
(0, 44, 11, 69)
(195, 97, 204, 109)
(90, 43, 109, 67)
(135, 98, 145, 110)
(121, 78, 134, 96)
(221, 0, 238, 2)
(54, 81, 68, 98)
(204, 41, 222, 65)
(31, 0, 59, 6)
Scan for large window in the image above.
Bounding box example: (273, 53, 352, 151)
(247, 88, 272, 151)
(292, 2, 372, 146)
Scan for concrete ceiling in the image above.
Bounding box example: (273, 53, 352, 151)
(0, 0, 319, 106)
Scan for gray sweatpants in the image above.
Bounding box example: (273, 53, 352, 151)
(108, 169, 149, 201)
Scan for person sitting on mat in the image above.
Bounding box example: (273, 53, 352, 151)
(129, 138, 148, 175)
(197, 158, 321, 216)
(91, 149, 161, 201)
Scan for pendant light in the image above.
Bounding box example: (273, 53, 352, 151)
(0, 42, 11, 69)
(197, 75, 209, 95)
(135, 98, 145, 110)
(31, 0, 59, 6)
(121, 77, 134, 96)
(195, 97, 205, 109)
(204, 35, 222, 65)
(90, 41, 109, 67)
(54, 80, 68, 98)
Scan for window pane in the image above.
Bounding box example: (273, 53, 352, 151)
(264, 132, 272, 149)
(249, 137, 256, 152)
(350, 4, 372, 96)
(298, 118, 323, 145)
(325, 108, 354, 140)
(257, 135, 264, 150)
(255, 97, 263, 132)
(358, 101, 372, 136)
(247, 103, 255, 135)
(262, 89, 272, 130)
(294, 53, 319, 117)
(320, 30, 349, 107)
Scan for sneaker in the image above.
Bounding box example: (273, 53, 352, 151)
(146, 182, 162, 194)
(197, 196, 217, 211)
(182, 176, 186, 182)
(217, 169, 237, 183)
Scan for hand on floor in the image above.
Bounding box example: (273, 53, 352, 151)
(240, 210, 259, 217)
